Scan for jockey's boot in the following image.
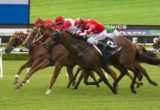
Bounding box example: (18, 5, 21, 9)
(102, 50, 108, 65)
(97, 42, 109, 65)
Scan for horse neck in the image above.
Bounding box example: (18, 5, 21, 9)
(61, 32, 88, 55)
(29, 41, 47, 58)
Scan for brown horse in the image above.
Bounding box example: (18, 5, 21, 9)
(5, 31, 79, 94)
(42, 29, 159, 94)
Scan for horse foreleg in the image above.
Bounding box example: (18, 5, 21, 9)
(66, 66, 76, 88)
(102, 66, 117, 81)
(113, 64, 130, 93)
(15, 59, 49, 89)
(94, 67, 116, 94)
(89, 71, 100, 87)
(76, 70, 100, 87)
(73, 70, 84, 89)
(45, 63, 62, 95)
(67, 66, 82, 89)
(14, 59, 32, 85)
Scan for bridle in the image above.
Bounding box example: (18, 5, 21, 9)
(32, 27, 47, 44)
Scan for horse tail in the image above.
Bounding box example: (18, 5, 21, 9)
(137, 52, 160, 65)
(143, 50, 157, 58)
(135, 44, 160, 65)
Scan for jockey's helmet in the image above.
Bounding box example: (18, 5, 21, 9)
(55, 16, 65, 25)
(74, 18, 84, 27)
(43, 19, 54, 28)
(34, 18, 44, 26)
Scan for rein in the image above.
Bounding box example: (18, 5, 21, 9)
(32, 28, 46, 44)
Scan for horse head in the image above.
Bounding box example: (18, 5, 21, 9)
(23, 25, 52, 49)
(5, 31, 27, 53)
(42, 29, 62, 48)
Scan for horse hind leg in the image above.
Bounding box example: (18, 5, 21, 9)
(126, 71, 143, 88)
(135, 63, 158, 86)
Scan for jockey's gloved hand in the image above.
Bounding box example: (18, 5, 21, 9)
(98, 41, 105, 46)
(80, 32, 87, 36)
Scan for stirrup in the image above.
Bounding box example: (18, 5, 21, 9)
(109, 44, 117, 48)
(111, 47, 121, 55)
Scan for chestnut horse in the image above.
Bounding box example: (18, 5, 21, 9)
(42, 29, 159, 94)
(5, 31, 79, 94)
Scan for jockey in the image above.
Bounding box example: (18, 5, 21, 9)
(105, 25, 119, 37)
(74, 18, 121, 65)
(43, 19, 54, 28)
(54, 16, 78, 33)
(34, 18, 44, 26)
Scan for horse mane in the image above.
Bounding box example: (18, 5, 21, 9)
(64, 30, 87, 41)
(63, 30, 92, 49)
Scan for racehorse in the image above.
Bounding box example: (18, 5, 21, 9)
(5, 31, 80, 94)
(41, 29, 159, 94)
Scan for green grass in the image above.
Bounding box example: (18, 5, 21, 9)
(0, 61, 160, 110)
(30, 0, 160, 25)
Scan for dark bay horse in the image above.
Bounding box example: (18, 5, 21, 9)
(43, 29, 159, 94)
(5, 31, 79, 94)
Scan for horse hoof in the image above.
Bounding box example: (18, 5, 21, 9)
(45, 89, 51, 95)
(131, 90, 137, 94)
(14, 85, 20, 89)
(66, 86, 70, 88)
(113, 88, 118, 94)
(96, 84, 100, 88)
(152, 82, 158, 86)
(113, 91, 118, 94)
(72, 86, 78, 90)
(136, 82, 143, 88)
(26, 80, 30, 83)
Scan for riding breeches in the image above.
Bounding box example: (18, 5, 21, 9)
(87, 30, 107, 45)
